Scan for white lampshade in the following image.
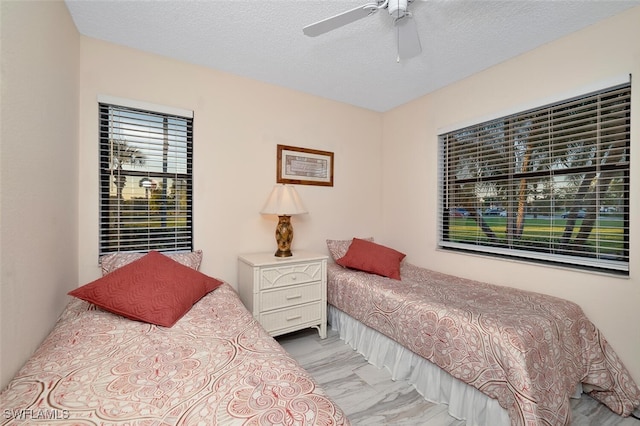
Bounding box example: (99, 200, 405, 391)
(260, 184, 308, 215)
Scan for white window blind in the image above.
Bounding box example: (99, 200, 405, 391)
(99, 102, 193, 255)
(438, 83, 630, 274)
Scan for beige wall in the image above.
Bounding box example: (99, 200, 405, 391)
(0, 0, 79, 387)
(381, 6, 640, 383)
(77, 38, 383, 286)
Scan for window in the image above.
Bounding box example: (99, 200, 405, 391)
(99, 101, 193, 255)
(438, 83, 630, 274)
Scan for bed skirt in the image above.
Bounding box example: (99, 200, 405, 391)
(329, 304, 512, 426)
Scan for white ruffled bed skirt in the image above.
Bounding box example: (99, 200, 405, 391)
(329, 305, 512, 426)
(329, 306, 587, 425)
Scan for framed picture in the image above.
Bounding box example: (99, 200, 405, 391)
(277, 144, 334, 187)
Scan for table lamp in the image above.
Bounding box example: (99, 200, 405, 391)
(260, 184, 308, 257)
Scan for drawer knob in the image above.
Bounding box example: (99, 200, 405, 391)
(286, 315, 302, 321)
(286, 294, 302, 300)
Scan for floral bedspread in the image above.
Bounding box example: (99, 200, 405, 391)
(327, 262, 640, 426)
(1, 283, 348, 425)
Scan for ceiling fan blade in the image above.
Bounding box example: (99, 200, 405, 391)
(303, 3, 379, 37)
(396, 15, 422, 60)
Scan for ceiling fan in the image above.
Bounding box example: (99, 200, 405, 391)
(303, 0, 422, 61)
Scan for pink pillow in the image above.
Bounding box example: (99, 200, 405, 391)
(336, 238, 406, 280)
(69, 251, 223, 327)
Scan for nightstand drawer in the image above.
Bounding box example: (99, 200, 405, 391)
(260, 261, 323, 289)
(261, 282, 321, 311)
(259, 302, 322, 333)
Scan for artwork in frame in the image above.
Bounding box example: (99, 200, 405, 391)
(277, 144, 334, 187)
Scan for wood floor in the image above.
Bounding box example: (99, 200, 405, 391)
(277, 327, 640, 426)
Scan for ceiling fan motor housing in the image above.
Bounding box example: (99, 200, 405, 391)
(388, 0, 409, 18)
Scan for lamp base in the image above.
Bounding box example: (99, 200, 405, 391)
(274, 248, 293, 258)
(274, 215, 294, 257)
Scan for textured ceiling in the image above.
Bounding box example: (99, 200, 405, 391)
(65, 0, 640, 112)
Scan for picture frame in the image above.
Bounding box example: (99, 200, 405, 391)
(276, 144, 334, 187)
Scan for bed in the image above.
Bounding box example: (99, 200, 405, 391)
(0, 251, 349, 425)
(325, 238, 640, 426)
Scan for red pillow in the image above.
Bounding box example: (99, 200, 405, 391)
(69, 251, 223, 327)
(336, 238, 406, 280)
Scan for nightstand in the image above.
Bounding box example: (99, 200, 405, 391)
(237, 251, 327, 339)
